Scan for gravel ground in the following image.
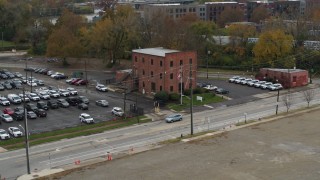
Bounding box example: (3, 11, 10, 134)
(59, 108, 320, 180)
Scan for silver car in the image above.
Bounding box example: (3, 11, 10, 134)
(165, 114, 183, 123)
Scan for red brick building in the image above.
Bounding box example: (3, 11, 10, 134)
(132, 47, 197, 95)
(259, 68, 308, 88)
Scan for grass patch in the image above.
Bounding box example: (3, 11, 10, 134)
(167, 93, 225, 111)
(0, 115, 150, 150)
(0, 40, 15, 47)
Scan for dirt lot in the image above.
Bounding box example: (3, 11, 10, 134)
(56, 108, 320, 180)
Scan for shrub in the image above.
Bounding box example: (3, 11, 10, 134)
(154, 91, 169, 102)
(169, 93, 180, 101)
(184, 89, 191, 96)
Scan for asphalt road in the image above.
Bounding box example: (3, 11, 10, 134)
(2, 86, 320, 179)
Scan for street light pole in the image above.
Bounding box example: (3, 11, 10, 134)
(206, 51, 211, 79)
(22, 87, 31, 174)
(190, 64, 194, 135)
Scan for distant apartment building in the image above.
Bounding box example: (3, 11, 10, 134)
(205, 2, 242, 23)
(131, 47, 197, 95)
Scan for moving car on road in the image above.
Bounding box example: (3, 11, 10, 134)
(165, 114, 183, 123)
(96, 84, 108, 92)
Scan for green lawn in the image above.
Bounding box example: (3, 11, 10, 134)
(167, 93, 225, 111)
(0, 40, 15, 47)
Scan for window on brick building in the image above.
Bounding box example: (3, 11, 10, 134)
(151, 59, 153, 65)
(160, 86, 162, 91)
(180, 60, 183, 65)
(151, 71, 153, 77)
(143, 82, 145, 87)
(160, 61, 163, 67)
(170, 61, 173, 67)
(170, 86, 173, 92)
(160, 73, 163, 79)
(135, 56, 137, 62)
(170, 73, 173, 79)
(143, 70, 145, 75)
(151, 82, 156, 91)
(142, 57, 145, 63)
(189, 58, 192, 64)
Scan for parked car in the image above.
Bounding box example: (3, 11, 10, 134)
(48, 90, 60, 98)
(203, 85, 218, 91)
(34, 109, 47, 117)
(165, 114, 183, 123)
(96, 84, 108, 92)
(247, 80, 259, 86)
(38, 91, 51, 100)
(66, 87, 78, 95)
(234, 77, 246, 84)
(70, 78, 82, 85)
(34, 79, 44, 86)
(27, 80, 37, 87)
(3, 108, 14, 115)
(254, 81, 266, 88)
(0, 113, 13, 122)
(27, 93, 40, 101)
(57, 99, 70, 108)
(66, 97, 79, 106)
(75, 79, 88, 86)
(0, 97, 10, 106)
(18, 94, 30, 102)
(12, 112, 24, 121)
(8, 127, 23, 137)
(268, 83, 283, 91)
(47, 100, 59, 109)
(260, 82, 273, 90)
(78, 103, 88, 110)
(7, 94, 22, 104)
(79, 113, 94, 124)
(3, 82, 12, 89)
(0, 84, 5, 91)
(59, 89, 70, 97)
(215, 88, 229, 94)
(14, 106, 25, 113)
(240, 78, 252, 85)
(0, 129, 10, 140)
(66, 78, 77, 84)
(77, 96, 89, 104)
(96, 100, 109, 107)
(37, 101, 49, 110)
(111, 107, 124, 117)
(26, 103, 38, 112)
(14, 72, 23, 78)
(27, 111, 37, 119)
(54, 74, 68, 80)
(228, 76, 240, 83)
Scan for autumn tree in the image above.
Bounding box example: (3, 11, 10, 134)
(253, 29, 294, 67)
(46, 9, 86, 65)
(217, 7, 244, 27)
(251, 5, 269, 23)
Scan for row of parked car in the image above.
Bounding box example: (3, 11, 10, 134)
(229, 76, 283, 91)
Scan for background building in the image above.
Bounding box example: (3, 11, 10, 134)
(132, 47, 197, 95)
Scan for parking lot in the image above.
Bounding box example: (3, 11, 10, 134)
(0, 65, 154, 135)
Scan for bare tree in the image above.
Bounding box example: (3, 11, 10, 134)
(282, 93, 292, 112)
(303, 89, 315, 107)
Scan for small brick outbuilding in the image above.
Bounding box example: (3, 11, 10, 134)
(259, 68, 308, 88)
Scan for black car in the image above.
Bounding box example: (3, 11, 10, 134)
(215, 88, 229, 94)
(12, 112, 24, 121)
(37, 101, 49, 110)
(78, 103, 88, 110)
(34, 109, 47, 117)
(26, 103, 38, 112)
(77, 96, 89, 104)
(57, 99, 69, 108)
(47, 100, 59, 109)
(66, 97, 79, 106)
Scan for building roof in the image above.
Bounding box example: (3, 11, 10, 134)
(132, 47, 180, 57)
(262, 68, 307, 73)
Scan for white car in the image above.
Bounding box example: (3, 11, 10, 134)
(96, 84, 108, 92)
(59, 89, 70, 97)
(0, 97, 10, 106)
(67, 87, 78, 95)
(240, 78, 252, 85)
(254, 81, 266, 88)
(260, 82, 273, 89)
(8, 127, 23, 137)
(18, 94, 30, 102)
(228, 76, 240, 83)
(0, 129, 10, 140)
(235, 77, 246, 84)
(268, 83, 283, 91)
(51, 73, 64, 78)
(247, 80, 259, 86)
(0, 114, 13, 122)
(204, 85, 217, 91)
(79, 113, 94, 124)
(38, 91, 51, 100)
(48, 90, 60, 98)
(27, 93, 40, 101)
(27, 80, 38, 87)
(111, 107, 124, 117)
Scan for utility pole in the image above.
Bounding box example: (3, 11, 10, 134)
(190, 64, 194, 135)
(180, 65, 183, 105)
(1, 32, 3, 51)
(85, 60, 88, 94)
(276, 88, 280, 115)
(23, 87, 31, 174)
(123, 92, 126, 114)
(136, 92, 139, 124)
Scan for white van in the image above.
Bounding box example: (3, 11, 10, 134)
(7, 94, 22, 104)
